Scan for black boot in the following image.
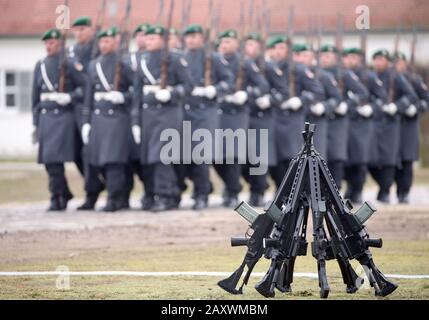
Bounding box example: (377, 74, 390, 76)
(377, 192, 390, 204)
(223, 194, 238, 208)
(249, 193, 265, 207)
(58, 192, 73, 211)
(119, 192, 131, 210)
(397, 193, 409, 204)
(77, 193, 99, 211)
(47, 196, 62, 212)
(141, 194, 155, 211)
(152, 196, 176, 213)
(193, 195, 208, 210)
(102, 198, 120, 212)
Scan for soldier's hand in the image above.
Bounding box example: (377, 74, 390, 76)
(335, 102, 348, 115)
(108, 91, 125, 105)
(357, 104, 373, 118)
(256, 95, 271, 110)
(310, 103, 325, 116)
(155, 89, 172, 103)
(132, 125, 141, 144)
(232, 91, 248, 106)
(191, 87, 205, 97)
(281, 97, 302, 111)
(31, 125, 38, 145)
(382, 103, 398, 115)
(56, 93, 72, 106)
(405, 104, 417, 117)
(81, 123, 91, 145)
(204, 86, 217, 100)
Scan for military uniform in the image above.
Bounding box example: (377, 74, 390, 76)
(131, 25, 194, 212)
(83, 30, 135, 212)
(32, 28, 90, 211)
(395, 68, 428, 203)
(214, 30, 270, 207)
(368, 50, 418, 203)
(181, 25, 234, 209)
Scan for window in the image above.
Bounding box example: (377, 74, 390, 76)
(0, 70, 32, 112)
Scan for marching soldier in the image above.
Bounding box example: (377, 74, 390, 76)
(32, 28, 90, 211)
(394, 52, 428, 203)
(181, 24, 234, 209)
(214, 29, 269, 208)
(82, 27, 135, 212)
(341, 48, 372, 204)
(320, 44, 349, 188)
(293, 43, 338, 159)
(267, 36, 324, 188)
(131, 25, 194, 212)
(369, 49, 418, 203)
(242, 32, 286, 206)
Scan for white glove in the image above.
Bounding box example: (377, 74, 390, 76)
(81, 123, 91, 145)
(281, 97, 302, 111)
(255, 95, 271, 110)
(56, 93, 72, 106)
(310, 103, 325, 116)
(132, 125, 141, 144)
(405, 104, 417, 118)
(204, 86, 217, 99)
(31, 125, 38, 145)
(191, 87, 205, 97)
(335, 102, 348, 115)
(357, 104, 373, 118)
(382, 103, 398, 116)
(107, 91, 125, 105)
(233, 91, 248, 106)
(155, 89, 172, 103)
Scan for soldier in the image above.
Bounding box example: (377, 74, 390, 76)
(341, 48, 372, 204)
(320, 44, 349, 188)
(369, 49, 418, 203)
(242, 32, 287, 206)
(267, 36, 324, 188)
(169, 27, 183, 51)
(31, 28, 90, 211)
(181, 24, 234, 209)
(69, 17, 96, 72)
(81, 27, 135, 212)
(293, 43, 339, 159)
(214, 29, 269, 208)
(394, 52, 428, 203)
(131, 25, 194, 212)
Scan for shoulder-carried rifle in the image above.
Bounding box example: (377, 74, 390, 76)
(59, 0, 70, 93)
(235, 0, 246, 91)
(113, 0, 132, 91)
(91, 0, 107, 59)
(388, 25, 401, 103)
(160, 0, 176, 89)
(204, 0, 215, 86)
(287, 6, 295, 97)
(335, 13, 344, 95)
(410, 24, 417, 73)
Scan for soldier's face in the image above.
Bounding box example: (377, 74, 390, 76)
(295, 51, 314, 66)
(395, 59, 407, 73)
(273, 43, 288, 61)
(44, 39, 61, 56)
(146, 34, 164, 51)
(98, 37, 116, 55)
(342, 54, 360, 68)
(72, 26, 93, 44)
(135, 32, 147, 50)
(184, 33, 204, 50)
(320, 52, 337, 68)
(373, 56, 389, 72)
(219, 38, 239, 55)
(244, 40, 261, 59)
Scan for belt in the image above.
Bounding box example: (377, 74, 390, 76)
(143, 85, 173, 95)
(40, 92, 59, 102)
(94, 92, 111, 102)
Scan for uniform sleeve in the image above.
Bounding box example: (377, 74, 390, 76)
(81, 62, 95, 125)
(31, 61, 41, 126)
(265, 62, 288, 106)
(245, 60, 270, 99)
(395, 73, 418, 114)
(297, 65, 324, 106)
(412, 74, 429, 113)
(213, 53, 234, 96)
(342, 70, 369, 109)
(131, 69, 143, 127)
(169, 53, 194, 101)
(320, 71, 341, 114)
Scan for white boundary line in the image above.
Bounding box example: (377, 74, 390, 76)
(0, 271, 428, 279)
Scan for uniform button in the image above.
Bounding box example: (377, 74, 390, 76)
(143, 104, 148, 109)
(95, 109, 100, 115)
(42, 108, 47, 114)
(184, 104, 190, 110)
(218, 109, 223, 115)
(108, 109, 114, 115)
(54, 109, 59, 114)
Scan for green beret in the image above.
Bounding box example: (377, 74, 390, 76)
(98, 27, 118, 39)
(134, 23, 151, 36)
(293, 43, 311, 53)
(394, 51, 407, 61)
(245, 32, 262, 42)
(183, 24, 204, 35)
(41, 28, 62, 41)
(267, 36, 287, 49)
(342, 47, 362, 56)
(372, 49, 391, 60)
(320, 44, 337, 53)
(218, 29, 238, 39)
(145, 25, 165, 35)
(72, 16, 92, 27)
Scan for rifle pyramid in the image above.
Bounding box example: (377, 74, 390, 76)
(218, 122, 398, 298)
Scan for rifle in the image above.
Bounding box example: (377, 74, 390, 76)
(388, 25, 401, 103)
(204, 0, 215, 86)
(91, 0, 107, 59)
(286, 6, 295, 97)
(410, 24, 417, 72)
(180, 0, 192, 37)
(335, 13, 344, 95)
(160, 0, 176, 89)
(113, 0, 132, 91)
(259, 3, 270, 73)
(157, 0, 165, 25)
(58, 0, 70, 93)
(235, 0, 246, 91)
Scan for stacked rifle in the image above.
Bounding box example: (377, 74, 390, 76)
(218, 122, 397, 299)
